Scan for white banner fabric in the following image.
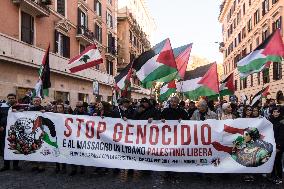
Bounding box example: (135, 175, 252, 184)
(5, 112, 276, 173)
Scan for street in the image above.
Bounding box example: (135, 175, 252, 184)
(0, 160, 282, 189)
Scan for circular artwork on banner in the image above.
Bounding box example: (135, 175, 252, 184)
(7, 116, 58, 155)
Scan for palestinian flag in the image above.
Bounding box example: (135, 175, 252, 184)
(159, 81, 176, 102)
(115, 62, 133, 91)
(69, 44, 103, 73)
(237, 29, 284, 78)
(34, 116, 58, 148)
(208, 73, 234, 99)
(134, 38, 178, 88)
(33, 45, 51, 98)
(219, 72, 234, 96)
(176, 63, 219, 100)
(250, 85, 270, 107)
(174, 43, 193, 79)
(141, 43, 193, 87)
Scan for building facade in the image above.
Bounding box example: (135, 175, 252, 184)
(0, 0, 149, 106)
(117, 0, 155, 100)
(219, 0, 284, 101)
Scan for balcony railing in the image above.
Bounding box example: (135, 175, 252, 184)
(0, 33, 115, 85)
(76, 26, 95, 45)
(12, 0, 51, 17)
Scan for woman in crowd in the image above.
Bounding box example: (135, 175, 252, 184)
(94, 101, 113, 118)
(242, 106, 253, 118)
(220, 103, 235, 120)
(269, 106, 284, 185)
(252, 107, 261, 118)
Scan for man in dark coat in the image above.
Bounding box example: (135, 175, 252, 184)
(161, 96, 188, 122)
(0, 93, 20, 171)
(28, 96, 45, 112)
(134, 98, 160, 122)
(112, 98, 135, 120)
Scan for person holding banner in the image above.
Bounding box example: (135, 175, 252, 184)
(191, 99, 217, 121)
(220, 103, 235, 120)
(269, 106, 284, 185)
(28, 97, 46, 173)
(134, 98, 160, 122)
(94, 101, 113, 118)
(252, 107, 261, 118)
(53, 103, 67, 174)
(69, 101, 88, 176)
(161, 96, 188, 122)
(0, 93, 20, 171)
(112, 98, 134, 120)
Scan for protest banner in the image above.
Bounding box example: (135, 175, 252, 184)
(5, 111, 276, 173)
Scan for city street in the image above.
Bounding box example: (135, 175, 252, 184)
(0, 160, 282, 189)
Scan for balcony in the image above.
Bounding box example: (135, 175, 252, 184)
(105, 47, 117, 61)
(0, 33, 115, 85)
(76, 26, 95, 45)
(12, 0, 51, 17)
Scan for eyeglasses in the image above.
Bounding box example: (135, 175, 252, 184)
(247, 109, 252, 111)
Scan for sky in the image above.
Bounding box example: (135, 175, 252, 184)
(147, 0, 223, 63)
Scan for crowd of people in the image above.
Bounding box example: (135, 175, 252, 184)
(0, 92, 284, 184)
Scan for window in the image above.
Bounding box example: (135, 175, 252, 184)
(237, 11, 241, 25)
(78, 9, 87, 33)
(242, 27, 246, 39)
(133, 36, 137, 47)
(242, 48, 247, 58)
(273, 62, 282, 80)
(233, 0, 236, 12)
(262, 69, 270, 84)
(238, 32, 242, 44)
(247, 18, 252, 32)
(254, 9, 260, 25)
(257, 72, 261, 85)
(272, 0, 279, 5)
(95, 0, 102, 16)
(250, 74, 254, 87)
(262, 29, 269, 41)
(55, 31, 70, 58)
(272, 17, 282, 31)
(78, 93, 89, 103)
(129, 30, 133, 42)
(57, 0, 65, 16)
(16, 87, 33, 103)
(234, 80, 238, 91)
(256, 37, 260, 46)
(95, 23, 102, 43)
(54, 91, 70, 103)
(243, 3, 246, 15)
(107, 0, 112, 5)
(106, 60, 114, 75)
(249, 43, 253, 53)
(249, 0, 251, 6)
(107, 33, 116, 55)
(243, 78, 247, 89)
(262, 0, 269, 16)
(240, 79, 243, 90)
(21, 12, 34, 45)
(106, 11, 113, 28)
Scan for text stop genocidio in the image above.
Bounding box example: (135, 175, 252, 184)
(64, 118, 212, 146)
